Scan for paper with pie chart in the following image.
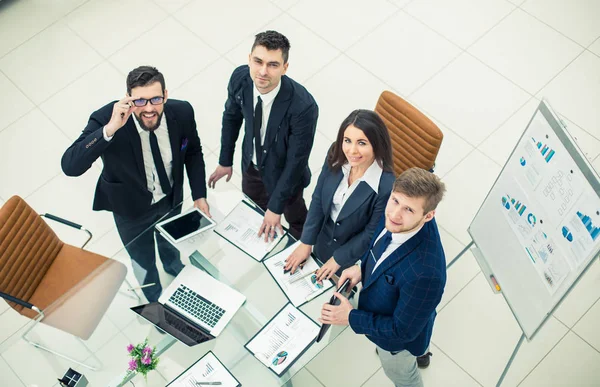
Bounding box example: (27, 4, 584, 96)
(263, 241, 334, 307)
(245, 303, 320, 376)
(499, 184, 570, 294)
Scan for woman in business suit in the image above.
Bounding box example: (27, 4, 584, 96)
(284, 109, 395, 280)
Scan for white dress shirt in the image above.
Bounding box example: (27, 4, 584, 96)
(103, 114, 173, 204)
(330, 161, 383, 221)
(371, 225, 422, 272)
(251, 81, 281, 165)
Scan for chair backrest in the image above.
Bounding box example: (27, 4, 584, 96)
(0, 196, 63, 312)
(374, 91, 443, 176)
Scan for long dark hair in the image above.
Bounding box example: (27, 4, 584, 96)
(327, 109, 393, 172)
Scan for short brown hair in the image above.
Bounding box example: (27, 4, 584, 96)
(252, 30, 291, 63)
(393, 168, 446, 214)
(126, 66, 165, 95)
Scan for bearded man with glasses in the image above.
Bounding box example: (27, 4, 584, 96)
(61, 66, 209, 303)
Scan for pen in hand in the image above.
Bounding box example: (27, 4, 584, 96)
(289, 270, 316, 284)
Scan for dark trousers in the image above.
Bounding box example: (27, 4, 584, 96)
(113, 196, 184, 302)
(242, 165, 308, 239)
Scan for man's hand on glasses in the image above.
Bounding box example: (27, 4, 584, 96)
(105, 96, 137, 137)
(105, 96, 165, 137)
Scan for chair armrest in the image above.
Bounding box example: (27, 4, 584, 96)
(40, 213, 93, 249)
(0, 291, 42, 314)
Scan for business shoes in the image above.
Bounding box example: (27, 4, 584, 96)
(417, 352, 433, 368)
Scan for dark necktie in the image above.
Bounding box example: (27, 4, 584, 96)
(148, 130, 171, 195)
(364, 231, 393, 283)
(253, 96, 263, 166)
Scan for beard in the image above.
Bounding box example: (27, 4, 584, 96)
(135, 111, 164, 132)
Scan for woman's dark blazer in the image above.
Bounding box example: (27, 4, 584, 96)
(300, 157, 395, 270)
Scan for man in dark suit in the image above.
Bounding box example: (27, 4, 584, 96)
(320, 168, 447, 387)
(61, 66, 209, 302)
(208, 30, 318, 240)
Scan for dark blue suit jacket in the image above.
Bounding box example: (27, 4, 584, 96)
(218, 65, 318, 214)
(348, 216, 446, 355)
(301, 157, 395, 269)
(61, 99, 206, 219)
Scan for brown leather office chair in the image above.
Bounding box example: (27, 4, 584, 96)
(374, 90, 443, 176)
(0, 195, 127, 370)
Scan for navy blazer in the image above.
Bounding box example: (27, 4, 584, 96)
(218, 65, 318, 214)
(300, 157, 395, 269)
(61, 99, 207, 219)
(348, 216, 446, 355)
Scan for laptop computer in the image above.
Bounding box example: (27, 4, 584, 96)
(131, 265, 246, 346)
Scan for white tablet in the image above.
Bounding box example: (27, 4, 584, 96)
(156, 208, 216, 244)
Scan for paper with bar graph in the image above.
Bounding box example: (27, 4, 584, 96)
(245, 303, 319, 376)
(167, 351, 240, 387)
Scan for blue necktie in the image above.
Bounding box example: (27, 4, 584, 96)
(364, 231, 392, 284)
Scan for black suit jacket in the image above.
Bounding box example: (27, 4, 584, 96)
(219, 65, 319, 214)
(301, 157, 395, 269)
(61, 99, 207, 219)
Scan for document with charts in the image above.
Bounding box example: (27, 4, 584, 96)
(263, 241, 334, 307)
(245, 303, 320, 376)
(214, 200, 286, 261)
(167, 351, 240, 387)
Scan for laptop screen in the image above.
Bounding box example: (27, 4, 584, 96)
(131, 303, 214, 346)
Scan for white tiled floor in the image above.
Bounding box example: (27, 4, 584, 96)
(0, 0, 599, 386)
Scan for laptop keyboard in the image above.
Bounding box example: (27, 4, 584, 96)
(163, 311, 212, 344)
(168, 284, 226, 328)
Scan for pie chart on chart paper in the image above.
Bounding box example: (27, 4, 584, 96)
(562, 226, 573, 242)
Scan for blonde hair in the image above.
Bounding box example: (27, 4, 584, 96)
(393, 168, 446, 213)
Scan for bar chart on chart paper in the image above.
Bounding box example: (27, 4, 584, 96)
(532, 137, 556, 163)
(577, 211, 600, 241)
(202, 361, 215, 378)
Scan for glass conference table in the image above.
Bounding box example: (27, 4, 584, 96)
(0, 192, 353, 387)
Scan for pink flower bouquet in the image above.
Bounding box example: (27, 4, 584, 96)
(123, 339, 159, 381)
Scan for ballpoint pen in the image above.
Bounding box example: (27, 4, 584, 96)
(289, 270, 316, 284)
(127, 283, 156, 291)
(195, 382, 222, 386)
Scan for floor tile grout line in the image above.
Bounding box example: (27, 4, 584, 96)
(0, 72, 36, 135)
(359, 365, 384, 387)
(517, 295, 600, 385)
(23, 170, 67, 202)
(170, 11, 243, 63)
(0, 353, 27, 387)
(515, 329, 573, 386)
(151, 0, 192, 15)
(468, 95, 537, 155)
(0, 0, 93, 63)
(427, 342, 484, 386)
(529, 49, 586, 97)
(517, 6, 591, 51)
(342, 8, 404, 55)
(305, 367, 326, 387)
(283, 1, 400, 62)
(569, 292, 600, 332)
(64, 6, 170, 62)
(571, 329, 600, 356)
(436, 267, 481, 315)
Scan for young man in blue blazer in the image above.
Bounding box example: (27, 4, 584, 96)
(320, 168, 447, 387)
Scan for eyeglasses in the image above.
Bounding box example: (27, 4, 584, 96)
(132, 96, 164, 107)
